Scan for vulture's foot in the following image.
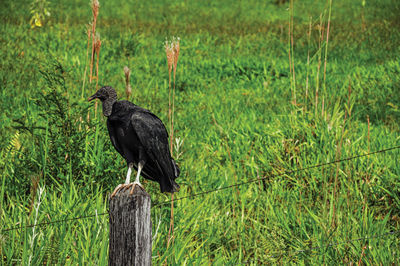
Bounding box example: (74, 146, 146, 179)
(110, 184, 127, 198)
(126, 182, 144, 195)
(110, 182, 145, 198)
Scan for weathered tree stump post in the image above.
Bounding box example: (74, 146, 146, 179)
(109, 186, 152, 266)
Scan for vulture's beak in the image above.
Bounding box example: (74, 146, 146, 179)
(88, 94, 97, 102)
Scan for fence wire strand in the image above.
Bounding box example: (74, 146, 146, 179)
(296, 230, 400, 254)
(2, 145, 399, 234)
(1, 212, 109, 232)
(153, 145, 400, 207)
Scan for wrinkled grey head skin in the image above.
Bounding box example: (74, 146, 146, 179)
(88, 86, 118, 117)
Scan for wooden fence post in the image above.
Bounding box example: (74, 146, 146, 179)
(109, 186, 152, 266)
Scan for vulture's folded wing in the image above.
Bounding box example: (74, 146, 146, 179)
(107, 119, 124, 156)
(129, 110, 175, 181)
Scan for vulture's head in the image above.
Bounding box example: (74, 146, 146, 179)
(88, 86, 117, 102)
(88, 86, 118, 117)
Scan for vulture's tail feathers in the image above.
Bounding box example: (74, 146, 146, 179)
(159, 159, 180, 193)
(172, 159, 180, 179)
(172, 180, 180, 192)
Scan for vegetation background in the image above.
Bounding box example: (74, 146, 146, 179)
(1, 0, 399, 264)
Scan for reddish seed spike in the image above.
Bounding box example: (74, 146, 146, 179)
(173, 37, 180, 77)
(91, 0, 99, 18)
(124, 66, 132, 98)
(165, 41, 174, 78)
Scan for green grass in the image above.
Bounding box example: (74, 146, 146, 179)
(1, 0, 400, 264)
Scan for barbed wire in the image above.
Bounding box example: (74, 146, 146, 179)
(243, 230, 400, 262)
(1, 212, 109, 232)
(2, 145, 399, 233)
(295, 230, 400, 254)
(152, 145, 400, 207)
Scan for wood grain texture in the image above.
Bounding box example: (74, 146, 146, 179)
(109, 186, 152, 266)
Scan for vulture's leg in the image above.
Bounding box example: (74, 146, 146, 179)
(129, 161, 145, 194)
(110, 163, 134, 198)
(125, 163, 133, 184)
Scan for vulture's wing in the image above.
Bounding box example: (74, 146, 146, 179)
(107, 119, 124, 156)
(130, 109, 175, 179)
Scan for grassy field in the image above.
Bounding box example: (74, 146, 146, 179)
(1, 0, 400, 264)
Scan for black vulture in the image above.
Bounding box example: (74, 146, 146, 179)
(88, 86, 180, 196)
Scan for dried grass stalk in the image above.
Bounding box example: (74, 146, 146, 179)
(171, 37, 180, 153)
(94, 33, 101, 88)
(89, 0, 100, 83)
(81, 26, 91, 98)
(164, 36, 181, 250)
(165, 40, 174, 150)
